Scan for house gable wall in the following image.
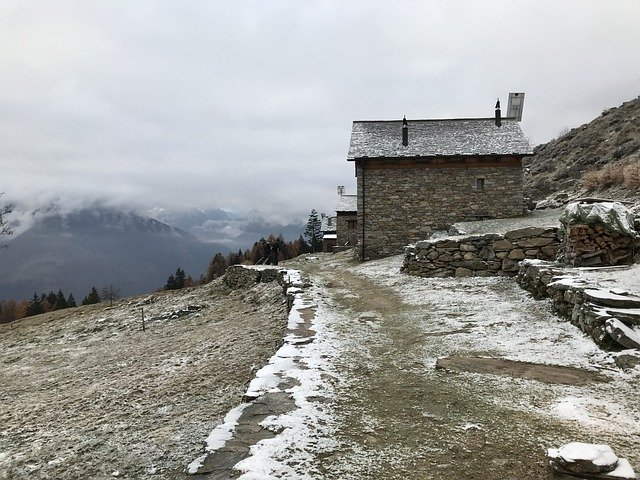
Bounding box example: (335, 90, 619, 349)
(356, 155, 524, 259)
(336, 212, 357, 247)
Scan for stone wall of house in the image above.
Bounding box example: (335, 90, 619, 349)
(336, 212, 357, 247)
(516, 260, 640, 351)
(402, 227, 561, 277)
(356, 158, 524, 259)
(563, 223, 638, 267)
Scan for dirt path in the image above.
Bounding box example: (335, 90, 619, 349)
(286, 254, 639, 480)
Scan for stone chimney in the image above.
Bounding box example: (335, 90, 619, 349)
(337, 185, 345, 196)
(495, 99, 502, 127)
(402, 116, 408, 146)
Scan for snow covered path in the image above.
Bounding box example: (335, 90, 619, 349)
(237, 253, 640, 479)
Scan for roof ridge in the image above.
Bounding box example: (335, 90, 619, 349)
(352, 117, 519, 123)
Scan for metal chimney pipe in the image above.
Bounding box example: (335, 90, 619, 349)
(495, 99, 502, 127)
(402, 116, 408, 146)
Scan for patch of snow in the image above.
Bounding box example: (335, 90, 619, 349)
(186, 403, 250, 474)
(556, 442, 618, 467)
(550, 396, 640, 435)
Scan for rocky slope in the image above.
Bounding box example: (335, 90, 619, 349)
(524, 96, 640, 202)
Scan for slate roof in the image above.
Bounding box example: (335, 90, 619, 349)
(336, 194, 357, 213)
(347, 118, 533, 160)
(321, 215, 336, 233)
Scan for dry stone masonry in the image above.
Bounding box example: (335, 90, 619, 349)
(402, 227, 561, 277)
(516, 259, 640, 353)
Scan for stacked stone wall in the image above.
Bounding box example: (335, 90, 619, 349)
(356, 158, 524, 259)
(563, 222, 638, 267)
(516, 260, 640, 350)
(402, 227, 560, 277)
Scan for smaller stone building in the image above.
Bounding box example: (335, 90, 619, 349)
(321, 214, 337, 253)
(335, 191, 357, 250)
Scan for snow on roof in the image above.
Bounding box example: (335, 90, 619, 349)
(323, 233, 337, 240)
(347, 118, 533, 160)
(336, 194, 356, 212)
(320, 215, 336, 233)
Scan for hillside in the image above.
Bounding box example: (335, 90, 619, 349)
(0, 277, 287, 479)
(524, 95, 640, 202)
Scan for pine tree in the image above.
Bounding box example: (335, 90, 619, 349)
(175, 268, 186, 289)
(304, 209, 322, 253)
(67, 293, 77, 308)
(165, 274, 178, 290)
(56, 290, 68, 310)
(82, 287, 101, 305)
(25, 293, 44, 317)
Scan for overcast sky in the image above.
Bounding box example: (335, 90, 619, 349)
(1, 1, 639, 221)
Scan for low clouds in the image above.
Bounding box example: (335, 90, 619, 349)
(1, 0, 639, 219)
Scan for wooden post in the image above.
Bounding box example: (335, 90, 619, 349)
(142, 307, 145, 332)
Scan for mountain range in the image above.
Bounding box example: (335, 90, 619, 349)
(0, 204, 305, 302)
(0, 206, 229, 301)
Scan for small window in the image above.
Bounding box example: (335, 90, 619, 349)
(347, 220, 357, 229)
(476, 178, 485, 191)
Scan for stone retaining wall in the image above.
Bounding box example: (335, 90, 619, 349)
(224, 265, 308, 311)
(402, 227, 561, 277)
(516, 260, 640, 350)
(224, 265, 283, 289)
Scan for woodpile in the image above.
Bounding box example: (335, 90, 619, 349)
(564, 223, 637, 267)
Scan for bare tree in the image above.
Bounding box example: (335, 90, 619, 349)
(0, 193, 13, 248)
(101, 284, 121, 306)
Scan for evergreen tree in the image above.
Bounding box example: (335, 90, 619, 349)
(46, 291, 58, 310)
(165, 274, 178, 290)
(56, 289, 68, 310)
(175, 268, 186, 289)
(304, 209, 322, 253)
(82, 287, 101, 305)
(67, 293, 77, 308)
(25, 293, 44, 317)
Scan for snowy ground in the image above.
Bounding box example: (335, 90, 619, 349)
(216, 251, 639, 479)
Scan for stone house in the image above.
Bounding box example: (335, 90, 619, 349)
(320, 214, 337, 253)
(347, 103, 533, 259)
(335, 188, 357, 250)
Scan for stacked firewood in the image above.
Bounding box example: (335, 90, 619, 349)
(564, 223, 637, 267)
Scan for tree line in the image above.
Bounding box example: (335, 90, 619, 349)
(0, 285, 121, 324)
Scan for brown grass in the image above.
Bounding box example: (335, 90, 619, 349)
(623, 161, 640, 190)
(582, 160, 640, 191)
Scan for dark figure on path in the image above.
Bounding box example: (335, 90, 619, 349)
(269, 241, 279, 265)
(262, 241, 272, 265)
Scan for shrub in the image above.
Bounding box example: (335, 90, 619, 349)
(581, 163, 624, 191)
(623, 161, 640, 190)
